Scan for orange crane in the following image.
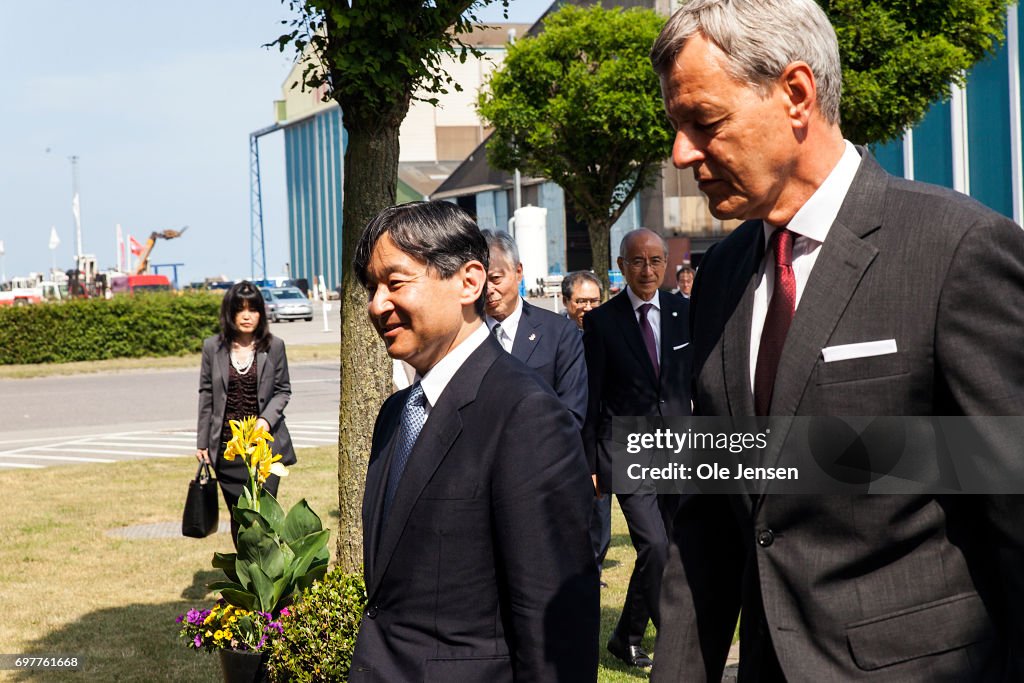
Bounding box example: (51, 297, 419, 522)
(134, 227, 188, 275)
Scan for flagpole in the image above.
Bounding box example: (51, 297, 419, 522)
(70, 156, 82, 263)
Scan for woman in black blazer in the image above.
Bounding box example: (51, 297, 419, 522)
(195, 281, 297, 542)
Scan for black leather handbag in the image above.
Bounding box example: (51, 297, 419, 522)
(182, 461, 219, 538)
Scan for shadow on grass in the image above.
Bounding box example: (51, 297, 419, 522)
(11, 601, 220, 683)
(181, 568, 222, 601)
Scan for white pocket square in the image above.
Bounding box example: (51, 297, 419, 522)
(822, 339, 897, 363)
(673, 343, 689, 351)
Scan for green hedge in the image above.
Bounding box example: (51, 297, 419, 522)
(0, 293, 222, 365)
(268, 569, 366, 683)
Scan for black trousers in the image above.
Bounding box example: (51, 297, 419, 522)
(613, 492, 671, 646)
(215, 446, 281, 547)
(590, 493, 612, 574)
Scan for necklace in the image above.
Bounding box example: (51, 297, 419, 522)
(231, 342, 255, 375)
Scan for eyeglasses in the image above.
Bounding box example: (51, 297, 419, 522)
(625, 257, 666, 271)
(571, 298, 600, 307)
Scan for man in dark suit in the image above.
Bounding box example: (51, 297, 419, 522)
(650, 1, 1024, 681)
(582, 228, 692, 668)
(482, 230, 588, 428)
(349, 201, 599, 682)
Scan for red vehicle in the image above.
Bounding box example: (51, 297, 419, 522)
(109, 274, 172, 295)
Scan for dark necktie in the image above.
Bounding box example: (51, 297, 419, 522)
(638, 303, 660, 378)
(492, 322, 504, 347)
(382, 382, 427, 521)
(754, 229, 796, 416)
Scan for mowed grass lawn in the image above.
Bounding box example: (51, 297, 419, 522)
(0, 445, 654, 682)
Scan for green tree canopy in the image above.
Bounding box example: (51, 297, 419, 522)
(270, 0, 507, 572)
(478, 5, 672, 292)
(829, 0, 1011, 144)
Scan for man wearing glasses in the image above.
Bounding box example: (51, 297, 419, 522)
(582, 228, 692, 668)
(561, 270, 603, 332)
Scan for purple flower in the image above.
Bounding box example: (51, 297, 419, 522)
(175, 614, 183, 624)
(193, 634, 203, 649)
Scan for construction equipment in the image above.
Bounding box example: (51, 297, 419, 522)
(134, 227, 189, 275)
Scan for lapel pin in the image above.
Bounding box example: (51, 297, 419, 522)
(672, 312, 678, 317)
(529, 333, 536, 341)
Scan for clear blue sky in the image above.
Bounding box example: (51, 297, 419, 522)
(0, 0, 554, 286)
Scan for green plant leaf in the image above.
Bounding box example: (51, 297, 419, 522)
(220, 588, 257, 611)
(282, 499, 324, 545)
(257, 489, 286, 535)
(295, 563, 329, 593)
(207, 580, 245, 593)
(285, 529, 331, 582)
(212, 551, 239, 583)
(248, 565, 277, 613)
(238, 521, 287, 581)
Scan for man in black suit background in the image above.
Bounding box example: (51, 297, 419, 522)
(582, 227, 692, 668)
(650, 1, 1024, 681)
(350, 201, 599, 682)
(482, 230, 588, 428)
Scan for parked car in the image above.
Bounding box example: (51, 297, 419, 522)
(261, 286, 314, 322)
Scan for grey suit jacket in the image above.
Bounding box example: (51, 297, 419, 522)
(196, 334, 296, 464)
(653, 151, 1024, 682)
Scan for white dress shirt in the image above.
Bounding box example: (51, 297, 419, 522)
(486, 297, 523, 354)
(415, 322, 489, 418)
(626, 286, 661, 359)
(749, 141, 862, 392)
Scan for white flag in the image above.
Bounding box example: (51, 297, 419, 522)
(0, 240, 5, 256)
(72, 193, 81, 232)
(49, 226, 60, 250)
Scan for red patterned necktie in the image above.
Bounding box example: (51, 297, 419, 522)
(754, 229, 796, 416)
(638, 303, 660, 378)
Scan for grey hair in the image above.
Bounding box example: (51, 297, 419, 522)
(651, 0, 842, 125)
(561, 270, 601, 300)
(619, 228, 669, 259)
(481, 229, 520, 267)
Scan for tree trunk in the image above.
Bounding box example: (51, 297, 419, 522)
(335, 122, 400, 572)
(586, 217, 614, 298)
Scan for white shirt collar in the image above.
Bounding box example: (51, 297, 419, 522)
(415, 322, 489, 412)
(486, 296, 523, 347)
(626, 286, 660, 310)
(763, 140, 861, 245)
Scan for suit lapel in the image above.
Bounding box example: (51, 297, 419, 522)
(758, 150, 886, 485)
(722, 230, 762, 417)
(256, 349, 270, 395)
(216, 343, 230, 393)
(613, 292, 658, 383)
(363, 410, 403, 589)
(511, 301, 541, 365)
(368, 339, 500, 597)
(657, 291, 683, 390)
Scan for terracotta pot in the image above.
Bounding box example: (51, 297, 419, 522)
(218, 648, 268, 683)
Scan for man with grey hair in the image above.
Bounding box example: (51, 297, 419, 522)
(582, 227, 692, 668)
(482, 230, 588, 427)
(651, 1, 1024, 681)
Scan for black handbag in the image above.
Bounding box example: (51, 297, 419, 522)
(182, 461, 219, 538)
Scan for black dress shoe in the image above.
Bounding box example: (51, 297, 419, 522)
(607, 637, 653, 668)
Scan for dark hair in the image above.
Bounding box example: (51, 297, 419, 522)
(561, 270, 601, 300)
(219, 281, 271, 351)
(353, 201, 489, 317)
(677, 265, 695, 277)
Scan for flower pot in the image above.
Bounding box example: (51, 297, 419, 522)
(218, 648, 268, 683)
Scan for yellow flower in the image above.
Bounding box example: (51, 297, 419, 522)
(252, 439, 289, 484)
(214, 630, 225, 640)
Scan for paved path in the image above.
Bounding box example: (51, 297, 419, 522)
(0, 419, 338, 469)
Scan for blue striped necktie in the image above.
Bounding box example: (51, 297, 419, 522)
(382, 382, 427, 521)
